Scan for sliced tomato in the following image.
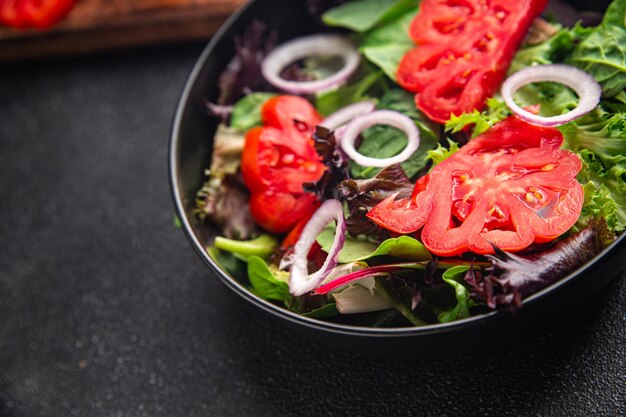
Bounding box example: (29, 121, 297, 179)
(0, 0, 27, 28)
(21, 0, 75, 29)
(397, 0, 547, 123)
(249, 190, 318, 235)
(0, 0, 74, 29)
(241, 96, 326, 234)
(368, 116, 584, 256)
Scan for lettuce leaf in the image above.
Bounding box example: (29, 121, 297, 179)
(230, 93, 276, 132)
(569, 22, 626, 98)
(247, 256, 292, 305)
(350, 89, 438, 179)
(214, 234, 279, 261)
(317, 230, 432, 263)
(444, 98, 511, 137)
(425, 139, 459, 166)
(360, 9, 416, 81)
(437, 266, 475, 323)
(322, 0, 418, 32)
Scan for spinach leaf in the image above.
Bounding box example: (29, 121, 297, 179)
(360, 9, 416, 81)
(317, 228, 432, 263)
(323, 0, 418, 33)
(315, 69, 384, 116)
(350, 89, 438, 178)
(301, 303, 339, 318)
(230, 93, 276, 132)
(247, 256, 292, 305)
(437, 266, 475, 323)
(603, 0, 626, 28)
(569, 23, 626, 98)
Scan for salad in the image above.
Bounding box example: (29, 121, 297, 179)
(195, 0, 626, 327)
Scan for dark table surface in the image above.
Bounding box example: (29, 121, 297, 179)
(0, 42, 624, 417)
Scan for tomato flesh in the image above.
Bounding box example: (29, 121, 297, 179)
(241, 96, 326, 234)
(397, 0, 548, 123)
(0, 0, 75, 29)
(368, 116, 584, 256)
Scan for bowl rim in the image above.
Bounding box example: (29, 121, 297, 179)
(169, 0, 626, 338)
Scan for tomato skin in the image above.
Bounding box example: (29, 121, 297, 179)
(21, 0, 75, 29)
(241, 96, 325, 234)
(249, 191, 318, 235)
(397, 0, 548, 123)
(368, 116, 584, 256)
(0, 0, 75, 29)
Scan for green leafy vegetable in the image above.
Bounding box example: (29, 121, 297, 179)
(437, 266, 475, 323)
(315, 69, 384, 116)
(576, 149, 626, 232)
(425, 139, 459, 166)
(214, 234, 278, 261)
(230, 93, 276, 132)
(317, 228, 432, 263)
(374, 277, 426, 326)
(602, 0, 626, 29)
(360, 9, 416, 81)
(350, 89, 438, 179)
(247, 256, 292, 305)
(569, 23, 626, 98)
(301, 303, 339, 318)
(322, 0, 418, 33)
(509, 25, 590, 74)
(207, 246, 247, 279)
(445, 98, 511, 137)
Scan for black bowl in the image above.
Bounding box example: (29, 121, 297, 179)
(169, 0, 624, 355)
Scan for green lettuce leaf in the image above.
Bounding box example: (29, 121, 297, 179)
(444, 98, 511, 137)
(509, 25, 591, 74)
(317, 228, 432, 263)
(602, 0, 626, 29)
(350, 89, 438, 179)
(360, 9, 416, 81)
(437, 266, 476, 323)
(247, 256, 292, 305)
(575, 149, 626, 233)
(569, 23, 626, 98)
(322, 0, 418, 33)
(230, 93, 276, 132)
(425, 138, 460, 166)
(315, 69, 384, 116)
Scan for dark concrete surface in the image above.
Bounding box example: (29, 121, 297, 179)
(0, 43, 624, 417)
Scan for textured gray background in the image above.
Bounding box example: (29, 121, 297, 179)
(0, 43, 624, 417)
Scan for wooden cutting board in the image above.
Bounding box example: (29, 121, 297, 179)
(0, 0, 248, 61)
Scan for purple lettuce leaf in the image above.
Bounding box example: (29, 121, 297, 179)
(465, 221, 611, 310)
(337, 164, 414, 238)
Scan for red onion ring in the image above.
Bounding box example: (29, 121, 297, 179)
(320, 101, 377, 131)
(340, 110, 420, 167)
(289, 199, 346, 296)
(261, 34, 360, 95)
(501, 64, 601, 127)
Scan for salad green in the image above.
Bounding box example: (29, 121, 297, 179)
(197, 0, 626, 327)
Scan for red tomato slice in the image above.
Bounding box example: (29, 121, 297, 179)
(0, 0, 27, 28)
(20, 0, 75, 29)
(368, 116, 584, 256)
(397, 0, 548, 123)
(249, 190, 319, 235)
(241, 96, 326, 234)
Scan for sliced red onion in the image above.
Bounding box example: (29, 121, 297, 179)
(340, 110, 421, 167)
(501, 64, 601, 127)
(315, 259, 488, 295)
(261, 34, 360, 95)
(289, 199, 346, 296)
(320, 101, 377, 131)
